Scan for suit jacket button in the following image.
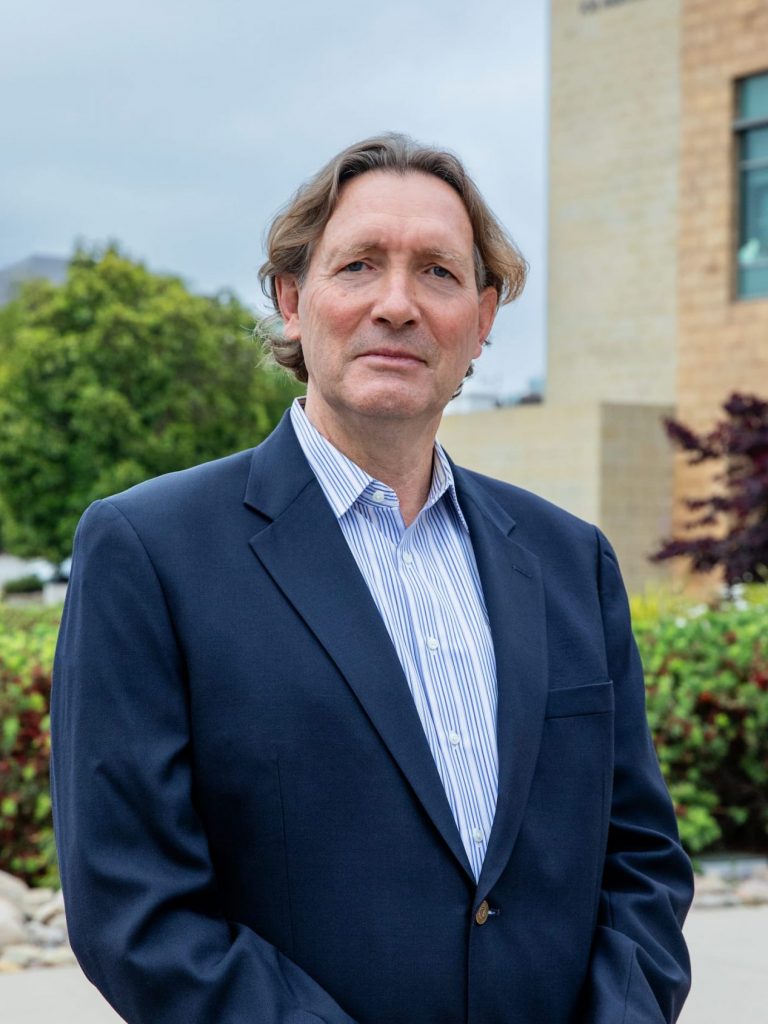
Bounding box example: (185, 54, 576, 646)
(475, 900, 490, 926)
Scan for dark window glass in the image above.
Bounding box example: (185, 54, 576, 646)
(740, 73, 768, 121)
(743, 126, 768, 163)
(736, 74, 768, 298)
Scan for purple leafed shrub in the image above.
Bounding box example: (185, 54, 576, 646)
(652, 393, 768, 586)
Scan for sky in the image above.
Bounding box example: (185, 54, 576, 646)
(1, 1, 549, 401)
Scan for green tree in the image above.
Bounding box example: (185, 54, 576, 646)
(0, 245, 301, 565)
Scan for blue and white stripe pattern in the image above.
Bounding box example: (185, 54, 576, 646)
(290, 399, 498, 879)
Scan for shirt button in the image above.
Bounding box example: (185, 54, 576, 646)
(402, 551, 414, 565)
(426, 636, 439, 651)
(448, 731, 461, 747)
(472, 827, 484, 844)
(371, 489, 386, 503)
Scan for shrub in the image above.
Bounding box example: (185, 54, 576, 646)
(637, 593, 768, 855)
(2, 574, 43, 596)
(651, 393, 768, 585)
(0, 604, 61, 886)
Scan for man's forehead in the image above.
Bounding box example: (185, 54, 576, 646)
(315, 171, 475, 258)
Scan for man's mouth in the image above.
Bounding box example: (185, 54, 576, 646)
(357, 348, 426, 365)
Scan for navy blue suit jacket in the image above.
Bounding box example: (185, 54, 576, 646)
(52, 412, 693, 1024)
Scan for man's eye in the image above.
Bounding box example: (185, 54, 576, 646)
(344, 261, 366, 272)
(430, 266, 453, 279)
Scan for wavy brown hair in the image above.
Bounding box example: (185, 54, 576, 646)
(258, 132, 527, 383)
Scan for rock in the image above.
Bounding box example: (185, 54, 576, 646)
(694, 889, 741, 909)
(692, 875, 740, 908)
(33, 889, 65, 925)
(0, 871, 29, 910)
(1, 943, 43, 968)
(40, 944, 77, 967)
(21, 887, 55, 915)
(0, 896, 27, 947)
(735, 878, 768, 905)
(25, 919, 68, 947)
(694, 873, 731, 894)
(46, 911, 69, 938)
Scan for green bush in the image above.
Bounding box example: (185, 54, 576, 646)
(637, 593, 768, 855)
(2, 574, 43, 596)
(0, 604, 61, 886)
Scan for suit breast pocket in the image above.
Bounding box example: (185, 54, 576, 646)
(517, 679, 615, 910)
(544, 679, 614, 719)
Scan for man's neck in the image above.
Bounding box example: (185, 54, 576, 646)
(301, 399, 439, 526)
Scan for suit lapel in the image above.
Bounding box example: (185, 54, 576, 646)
(453, 468, 549, 896)
(244, 416, 474, 881)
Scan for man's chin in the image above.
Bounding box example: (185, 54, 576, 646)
(338, 385, 441, 423)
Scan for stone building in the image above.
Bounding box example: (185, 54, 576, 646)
(440, 0, 768, 592)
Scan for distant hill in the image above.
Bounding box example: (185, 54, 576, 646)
(0, 254, 68, 306)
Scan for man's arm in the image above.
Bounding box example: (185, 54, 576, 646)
(579, 530, 693, 1024)
(52, 499, 357, 1024)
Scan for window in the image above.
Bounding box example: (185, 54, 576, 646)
(736, 73, 768, 298)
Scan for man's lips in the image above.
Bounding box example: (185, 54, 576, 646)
(356, 349, 427, 365)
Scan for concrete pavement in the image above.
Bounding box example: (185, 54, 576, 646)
(1, 906, 766, 1023)
(678, 905, 768, 1023)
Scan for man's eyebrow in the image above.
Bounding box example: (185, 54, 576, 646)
(327, 242, 469, 265)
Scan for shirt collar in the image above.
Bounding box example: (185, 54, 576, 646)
(289, 398, 469, 532)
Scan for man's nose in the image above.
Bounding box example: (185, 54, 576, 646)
(369, 272, 420, 329)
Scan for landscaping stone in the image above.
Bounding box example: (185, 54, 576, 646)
(33, 889, 65, 924)
(0, 881, 75, 970)
(39, 945, 77, 967)
(1, 943, 44, 968)
(26, 919, 68, 947)
(0, 897, 27, 947)
(21, 887, 55, 915)
(735, 877, 768, 905)
(0, 870, 29, 910)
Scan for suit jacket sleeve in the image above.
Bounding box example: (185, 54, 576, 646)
(51, 499, 358, 1024)
(580, 530, 693, 1024)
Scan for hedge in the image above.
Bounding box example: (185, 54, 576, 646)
(636, 590, 768, 855)
(0, 603, 60, 886)
(1, 591, 767, 886)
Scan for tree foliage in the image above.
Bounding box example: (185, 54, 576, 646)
(652, 394, 768, 586)
(0, 245, 300, 564)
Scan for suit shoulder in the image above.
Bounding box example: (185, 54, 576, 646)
(97, 447, 257, 524)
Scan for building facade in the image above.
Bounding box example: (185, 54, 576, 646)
(440, 0, 768, 592)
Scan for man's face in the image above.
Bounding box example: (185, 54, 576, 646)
(277, 170, 497, 433)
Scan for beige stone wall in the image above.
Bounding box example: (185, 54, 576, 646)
(599, 402, 675, 590)
(439, 405, 602, 523)
(548, 0, 681, 406)
(675, 0, 768, 542)
(439, 402, 673, 592)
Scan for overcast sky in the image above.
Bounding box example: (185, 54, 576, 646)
(1, 1, 549, 400)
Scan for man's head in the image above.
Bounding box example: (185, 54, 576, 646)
(259, 133, 527, 386)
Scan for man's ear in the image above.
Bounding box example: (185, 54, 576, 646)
(475, 287, 498, 358)
(275, 276, 301, 340)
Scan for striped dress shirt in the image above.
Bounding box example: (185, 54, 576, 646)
(290, 399, 499, 879)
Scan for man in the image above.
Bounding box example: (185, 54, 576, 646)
(52, 133, 693, 1024)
